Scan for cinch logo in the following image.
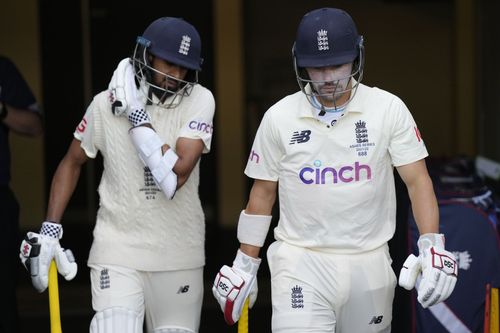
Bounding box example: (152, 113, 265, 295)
(248, 149, 260, 164)
(299, 160, 372, 184)
(189, 120, 213, 134)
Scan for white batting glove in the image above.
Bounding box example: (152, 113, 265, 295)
(399, 233, 458, 308)
(212, 249, 261, 325)
(108, 58, 150, 127)
(19, 222, 78, 293)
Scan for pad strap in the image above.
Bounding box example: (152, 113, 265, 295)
(237, 210, 272, 247)
(137, 131, 163, 158)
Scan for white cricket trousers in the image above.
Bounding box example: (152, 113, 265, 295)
(89, 264, 203, 332)
(267, 241, 396, 333)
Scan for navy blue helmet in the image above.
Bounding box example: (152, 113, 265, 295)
(293, 8, 365, 109)
(132, 17, 203, 108)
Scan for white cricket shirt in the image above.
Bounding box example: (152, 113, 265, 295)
(245, 83, 428, 253)
(74, 84, 215, 271)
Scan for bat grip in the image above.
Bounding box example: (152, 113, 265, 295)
(238, 298, 250, 333)
(49, 260, 62, 333)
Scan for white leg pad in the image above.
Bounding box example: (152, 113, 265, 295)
(90, 307, 142, 333)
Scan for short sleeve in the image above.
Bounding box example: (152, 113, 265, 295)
(73, 98, 101, 158)
(244, 111, 282, 181)
(177, 87, 215, 153)
(388, 99, 428, 166)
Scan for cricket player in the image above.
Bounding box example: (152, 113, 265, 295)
(19, 17, 215, 333)
(212, 7, 457, 333)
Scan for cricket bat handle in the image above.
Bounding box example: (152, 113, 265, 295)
(49, 260, 62, 333)
(238, 298, 250, 333)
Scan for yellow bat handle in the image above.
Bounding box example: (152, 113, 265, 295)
(49, 260, 62, 333)
(238, 298, 249, 333)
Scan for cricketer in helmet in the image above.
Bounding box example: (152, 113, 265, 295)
(132, 17, 203, 108)
(293, 7, 364, 114)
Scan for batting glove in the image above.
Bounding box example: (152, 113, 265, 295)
(212, 249, 261, 325)
(19, 222, 77, 293)
(399, 233, 458, 308)
(108, 58, 151, 127)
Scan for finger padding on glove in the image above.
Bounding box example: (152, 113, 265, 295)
(109, 58, 130, 116)
(54, 247, 78, 281)
(19, 223, 78, 293)
(19, 232, 60, 292)
(417, 247, 457, 308)
(212, 265, 256, 325)
(108, 58, 150, 128)
(398, 254, 420, 290)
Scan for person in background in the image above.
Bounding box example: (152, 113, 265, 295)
(0, 55, 43, 333)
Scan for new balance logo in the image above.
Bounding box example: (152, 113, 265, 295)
(289, 130, 311, 144)
(177, 285, 190, 294)
(369, 315, 384, 325)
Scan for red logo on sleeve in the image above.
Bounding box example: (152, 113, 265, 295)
(76, 117, 87, 133)
(414, 126, 422, 142)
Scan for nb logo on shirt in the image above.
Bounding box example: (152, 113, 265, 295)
(368, 315, 384, 325)
(289, 130, 311, 145)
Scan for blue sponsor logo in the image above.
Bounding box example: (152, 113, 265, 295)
(189, 120, 213, 134)
(299, 160, 372, 184)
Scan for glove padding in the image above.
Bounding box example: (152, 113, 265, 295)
(399, 233, 458, 308)
(212, 249, 261, 325)
(19, 222, 77, 293)
(108, 58, 150, 127)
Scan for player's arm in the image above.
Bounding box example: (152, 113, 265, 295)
(1, 103, 43, 137)
(396, 158, 458, 308)
(166, 137, 205, 189)
(240, 179, 278, 258)
(19, 138, 85, 292)
(212, 179, 277, 325)
(396, 159, 438, 234)
(46, 138, 89, 222)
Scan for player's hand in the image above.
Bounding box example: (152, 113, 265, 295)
(212, 249, 261, 325)
(19, 222, 77, 293)
(399, 233, 457, 308)
(108, 57, 150, 127)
